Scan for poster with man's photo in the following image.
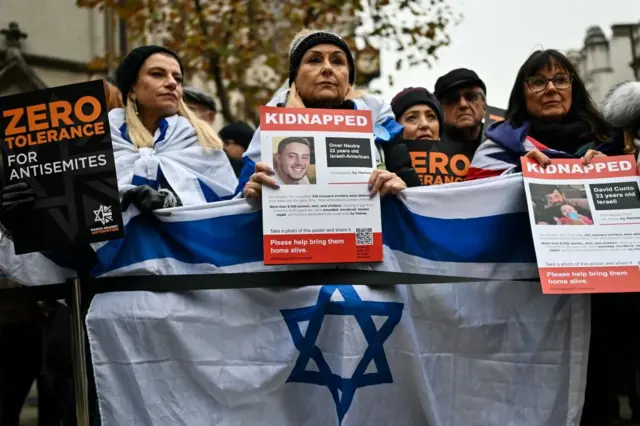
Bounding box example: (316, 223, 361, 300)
(259, 106, 382, 265)
(522, 155, 640, 294)
(0, 80, 124, 254)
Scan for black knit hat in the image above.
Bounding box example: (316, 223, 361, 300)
(289, 30, 355, 86)
(182, 86, 217, 112)
(219, 121, 255, 150)
(116, 45, 184, 104)
(391, 87, 443, 130)
(434, 68, 486, 100)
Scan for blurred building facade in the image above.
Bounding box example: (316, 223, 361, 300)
(567, 23, 640, 105)
(0, 0, 123, 97)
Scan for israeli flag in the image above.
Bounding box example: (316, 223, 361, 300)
(70, 174, 587, 426)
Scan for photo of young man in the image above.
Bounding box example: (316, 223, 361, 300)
(273, 136, 315, 185)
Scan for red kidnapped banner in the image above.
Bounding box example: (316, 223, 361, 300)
(522, 155, 638, 180)
(260, 106, 372, 133)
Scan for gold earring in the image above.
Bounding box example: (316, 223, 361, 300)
(131, 98, 139, 115)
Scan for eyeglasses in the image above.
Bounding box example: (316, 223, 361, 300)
(440, 90, 484, 105)
(525, 74, 573, 93)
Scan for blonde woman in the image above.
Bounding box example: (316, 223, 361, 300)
(0, 46, 237, 271)
(111, 46, 237, 211)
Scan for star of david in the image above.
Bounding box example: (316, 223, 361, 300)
(93, 205, 112, 225)
(281, 285, 404, 425)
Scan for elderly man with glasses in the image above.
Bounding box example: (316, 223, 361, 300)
(434, 68, 487, 149)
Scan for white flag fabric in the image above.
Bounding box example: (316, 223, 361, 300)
(77, 174, 588, 426)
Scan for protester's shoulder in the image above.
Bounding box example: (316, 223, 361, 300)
(267, 88, 289, 107)
(483, 119, 529, 149)
(353, 93, 390, 114)
(597, 127, 627, 156)
(108, 108, 126, 126)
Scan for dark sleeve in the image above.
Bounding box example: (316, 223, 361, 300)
(381, 135, 422, 188)
(596, 129, 626, 156)
(41, 243, 98, 276)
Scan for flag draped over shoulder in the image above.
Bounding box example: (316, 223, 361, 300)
(65, 174, 587, 426)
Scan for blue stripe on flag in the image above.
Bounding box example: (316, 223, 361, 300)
(198, 179, 222, 203)
(380, 197, 536, 263)
(131, 176, 159, 189)
(92, 210, 264, 276)
(236, 155, 256, 196)
(92, 196, 535, 276)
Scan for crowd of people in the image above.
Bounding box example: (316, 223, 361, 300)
(1, 26, 640, 425)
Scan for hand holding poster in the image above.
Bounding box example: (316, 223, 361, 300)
(522, 154, 640, 293)
(0, 80, 124, 254)
(260, 106, 382, 265)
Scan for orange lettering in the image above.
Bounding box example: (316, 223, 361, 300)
(94, 121, 105, 135)
(14, 135, 27, 148)
(433, 175, 444, 185)
(58, 128, 71, 140)
(47, 130, 58, 142)
(5, 137, 14, 149)
(70, 126, 82, 138)
(74, 96, 101, 123)
(37, 131, 47, 144)
(26, 104, 48, 132)
(83, 123, 94, 136)
(3, 108, 25, 136)
(450, 154, 470, 176)
(49, 101, 73, 127)
(423, 175, 433, 185)
(410, 152, 427, 174)
(429, 152, 448, 175)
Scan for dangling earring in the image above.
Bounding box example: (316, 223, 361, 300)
(130, 96, 139, 115)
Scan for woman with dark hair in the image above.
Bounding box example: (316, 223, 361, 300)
(467, 49, 623, 180)
(469, 50, 632, 425)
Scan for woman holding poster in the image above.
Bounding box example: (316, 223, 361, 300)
(241, 29, 419, 198)
(466, 49, 624, 180)
(467, 49, 635, 425)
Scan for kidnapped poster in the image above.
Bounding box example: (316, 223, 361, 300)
(0, 80, 124, 254)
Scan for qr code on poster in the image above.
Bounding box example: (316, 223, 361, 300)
(356, 228, 373, 245)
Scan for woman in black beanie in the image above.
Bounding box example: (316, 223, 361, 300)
(391, 87, 443, 141)
(241, 29, 420, 198)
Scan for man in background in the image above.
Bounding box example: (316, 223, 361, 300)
(183, 86, 218, 124)
(219, 122, 254, 177)
(433, 68, 487, 171)
(182, 87, 254, 177)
